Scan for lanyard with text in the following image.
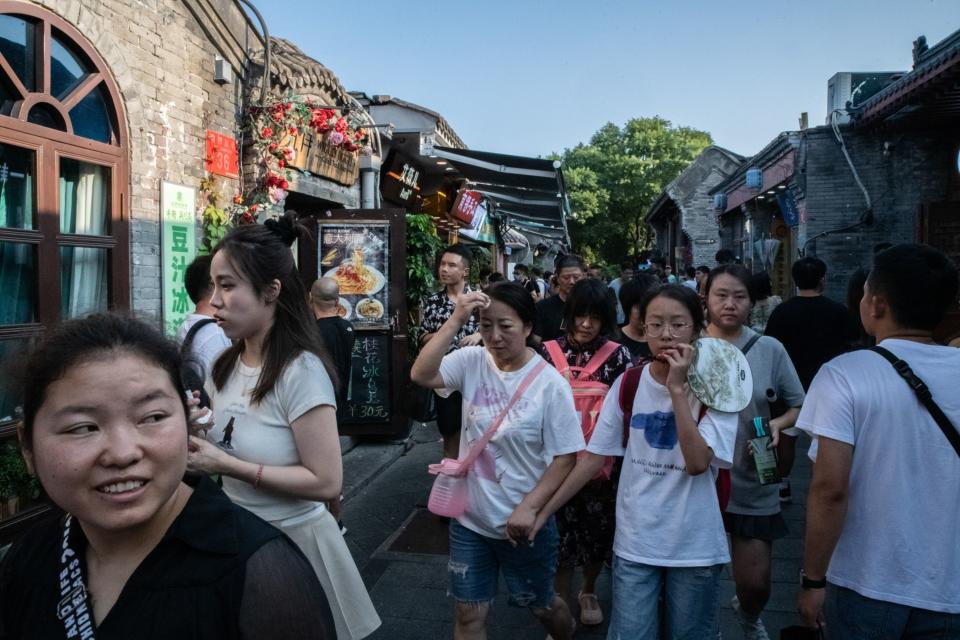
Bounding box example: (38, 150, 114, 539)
(57, 515, 96, 639)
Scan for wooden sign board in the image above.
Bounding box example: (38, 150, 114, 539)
(286, 130, 360, 186)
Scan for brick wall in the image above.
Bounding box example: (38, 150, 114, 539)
(36, 0, 257, 323)
(799, 125, 953, 301)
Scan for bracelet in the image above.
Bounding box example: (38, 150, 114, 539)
(254, 463, 264, 489)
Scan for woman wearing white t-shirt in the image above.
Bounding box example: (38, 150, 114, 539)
(185, 214, 380, 640)
(411, 281, 585, 640)
(532, 284, 739, 640)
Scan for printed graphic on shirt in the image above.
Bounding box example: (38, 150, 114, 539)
(631, 411, 677, 450)
(465, 383, 534, 483)
(218, 416, 236, 449)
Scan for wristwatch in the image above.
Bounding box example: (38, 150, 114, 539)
(800, 569, 827, 590)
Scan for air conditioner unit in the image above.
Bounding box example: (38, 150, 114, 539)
(826, 71, 905, 124)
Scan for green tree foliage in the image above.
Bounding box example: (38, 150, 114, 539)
(560, 117, 712, 263)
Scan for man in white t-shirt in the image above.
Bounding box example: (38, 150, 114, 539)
(176, 255, 231, 376)
(797, 244, 960, 636)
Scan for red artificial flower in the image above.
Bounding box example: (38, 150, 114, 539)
(261, 126, 273, 138)
(284, 102, 292, 111)
(346, 142, 358, 152)
(289, 126, 298, 135)
(233, 194, 243, 205)
(278, 159, 286, 168)
(272, 110, 283, 122)
(335, 117, 348, 134)
(279, 178, 289, 190)
(268, 142, 278, 152)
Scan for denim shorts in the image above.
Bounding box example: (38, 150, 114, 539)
(448, 518, 559, 609)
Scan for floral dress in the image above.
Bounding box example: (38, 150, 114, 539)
(548, 335, 631, 568)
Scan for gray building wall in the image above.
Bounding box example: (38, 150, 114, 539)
(798, 126, 954, 301)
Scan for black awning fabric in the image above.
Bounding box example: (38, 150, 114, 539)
(433, 146, 569, 242)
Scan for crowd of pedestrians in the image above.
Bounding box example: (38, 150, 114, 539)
(0, 222, 957, 640)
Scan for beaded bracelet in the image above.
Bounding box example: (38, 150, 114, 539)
(254, 463, 264, 489)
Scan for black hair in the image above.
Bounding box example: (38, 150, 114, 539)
(867, 243, 959, 331)
(715, 249, 735, 265)
(684, 266, 696, 279)
(873, 242, 893, 255)
(846, 267, 868, 312)
(184, 255, 214, 305)
(749, 271, 774, 301)
(562, 279, 616, 340)
(639, 284, 705, 334)
(513, 263, 529, 274)
(484, 281, 538, 348)
(792, 257, 827, 290)
(695, 265, 710, 275)
(705, 264, 754, 303)
(488, 271, 504, 283)
(554, 254, 586, 273)
(13, 313, 189, 448)
(619, 273, 661, 322)
(211, 212, 338, 404)
(620, 260, 634, 271)
(479, 267, 492, 278)
(530, 265, 543, 277)
(440, 244, 472, 267)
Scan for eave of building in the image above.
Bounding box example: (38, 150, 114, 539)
(365, 95, 467, 150)
(645, 145, 745, 224)
(853, 28, 960, 127)
(249, 37, 351, 106)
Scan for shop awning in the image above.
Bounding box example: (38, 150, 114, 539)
(432, 147, 570, 243)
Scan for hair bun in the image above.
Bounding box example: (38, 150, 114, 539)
(264, 216, 298, 247)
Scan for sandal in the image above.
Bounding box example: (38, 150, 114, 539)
(578, 591, 603, 626)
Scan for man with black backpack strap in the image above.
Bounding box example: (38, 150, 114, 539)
(797, 244, 960, 637)
(177, 255, 231, 406)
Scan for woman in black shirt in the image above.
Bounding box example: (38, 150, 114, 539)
(0, 314, 335, 639)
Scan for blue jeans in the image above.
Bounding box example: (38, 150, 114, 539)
(447, 518, 559, 609)
(607, 555, 722, 640)
(825, 583, 960, 639)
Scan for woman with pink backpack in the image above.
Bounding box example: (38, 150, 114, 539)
(542, 279, 631, 627)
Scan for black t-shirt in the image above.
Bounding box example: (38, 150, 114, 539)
(764, 294, 858, 390)
(0, 476, 336, 640)
(618, 332, 652, 361)
(316, 316, 355, 404)
(534, 294, 566, 341)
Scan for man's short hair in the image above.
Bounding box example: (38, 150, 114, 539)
(184, 255, 213, 304)
(695, 264, 710, 275)
(530, 265, 543, 277)
(513, 263, 529, 274)
(792, 257, 827, 290)
(715, 249, 735, 265)
(620, 260, 634, 272)
(868, 244, 959, 331)
(440, 244, 472, 267)
(555, 254, 586, 273)
(685, 266, 696, 278)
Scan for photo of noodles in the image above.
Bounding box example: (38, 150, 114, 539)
(324, 247, 386, 296)
(336, 298, 352, 319)
(356, 298, 384, 321)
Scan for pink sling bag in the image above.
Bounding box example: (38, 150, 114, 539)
(427, 359, 548, 517)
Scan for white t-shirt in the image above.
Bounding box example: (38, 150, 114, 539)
(798, 339, 960, 613)
(176, 313, 231, 373)
(206, 351, 337, 522)
(588, 367, 738, 567)
(439, 347, 585, 539)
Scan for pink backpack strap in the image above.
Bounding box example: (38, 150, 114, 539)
(580, 340, 622, 379)
(543, 340, 569, 376)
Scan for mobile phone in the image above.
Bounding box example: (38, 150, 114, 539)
(749, 417, 781, 486)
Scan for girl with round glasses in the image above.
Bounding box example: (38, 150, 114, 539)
(531, 284, 739, 639)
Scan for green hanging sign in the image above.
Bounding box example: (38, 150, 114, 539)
(161, 181, 197, 336)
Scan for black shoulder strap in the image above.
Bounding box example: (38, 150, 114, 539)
(183, 317, 217, 351)
(741, 333, 762, 355)
(871, 346, 960, 458)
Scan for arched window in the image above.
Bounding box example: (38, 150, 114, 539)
(0, 3, 128, 428)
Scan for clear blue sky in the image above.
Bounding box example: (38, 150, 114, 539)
(254, 0, 959, 159)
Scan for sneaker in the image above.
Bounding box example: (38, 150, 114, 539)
(731, 596, 770, 640)
(779, 478, 792, 503)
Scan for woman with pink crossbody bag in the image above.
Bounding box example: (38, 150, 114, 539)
(411, 281, 586, 640)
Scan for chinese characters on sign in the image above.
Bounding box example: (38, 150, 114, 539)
(451, 189, 482, 226)
(318, 223, 390, 327)
(204, 130, 239, 178)
(161, 182, 197, 336)
(344, 333, 390, 423)
(381, 151, 423, 209)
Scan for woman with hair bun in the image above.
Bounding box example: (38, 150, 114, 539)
(186, 212, 380, 640)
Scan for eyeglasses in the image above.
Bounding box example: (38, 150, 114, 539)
(643, 321, 694, 337)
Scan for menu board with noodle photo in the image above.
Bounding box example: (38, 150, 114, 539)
(318, 223, 390, 327)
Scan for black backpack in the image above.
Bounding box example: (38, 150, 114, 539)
(180, 318, 217, 408)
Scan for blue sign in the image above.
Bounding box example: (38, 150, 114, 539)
(777, 190, 801, 227)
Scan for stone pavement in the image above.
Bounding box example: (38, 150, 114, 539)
(340, 422, 814, 639)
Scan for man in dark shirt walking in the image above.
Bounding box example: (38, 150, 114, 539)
(310, 277, 356, 410)
(533, 254, 586, 342)
(765, 256, 858, 501)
